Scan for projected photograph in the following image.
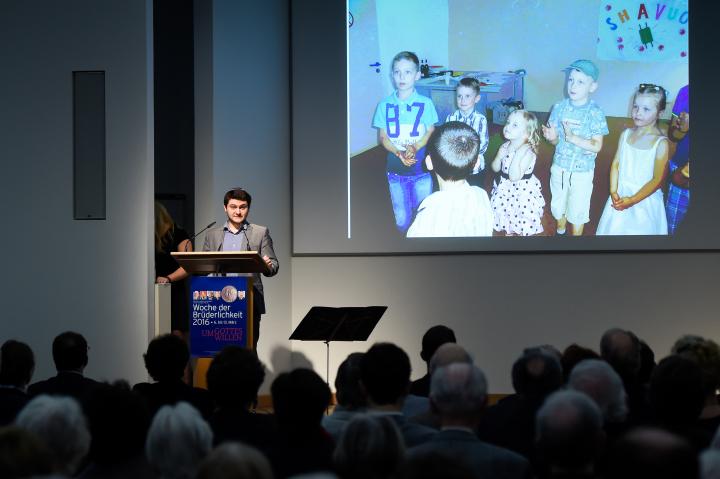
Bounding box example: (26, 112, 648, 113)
(348, 0, 689, 240)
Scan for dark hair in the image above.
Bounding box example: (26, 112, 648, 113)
(426, 121, 480, 181)
(360, 343, 411, 405)
(511, 347, 563, 400)
(420, 325, 456, 362)
(223, 188, 252, 207)
(457, 77, 481, 95)
(83, 383, 151, 464)
(607, 428, 698, 479)
(0, 340, 35, 387)
(271, 368, 331, 429)
(207, 346, 265, 409)
(391, 51, 419, 71)
(53, 331, 89, 371)
(143, 334, 189, 382)
(600, 329, 642, 381)
(649, 355, 705, 427)
(561, 344, 600, 382)
(335, 352, 366, 409)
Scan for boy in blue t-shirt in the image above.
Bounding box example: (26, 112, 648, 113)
(372, 51, 439, 233)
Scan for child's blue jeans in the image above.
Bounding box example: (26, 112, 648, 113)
(387, 171, 432, 232)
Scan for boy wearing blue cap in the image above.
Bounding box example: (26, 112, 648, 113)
(542, 59, 609, 236)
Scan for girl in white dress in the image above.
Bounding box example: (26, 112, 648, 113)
(490, 110, 545, 235)
(597, 84, 670, 235)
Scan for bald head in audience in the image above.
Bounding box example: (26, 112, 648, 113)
(429, 343, 473, 373)
(607, 428, 699, 479)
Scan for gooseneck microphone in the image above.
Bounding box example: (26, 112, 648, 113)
(184, 221, 216, 251)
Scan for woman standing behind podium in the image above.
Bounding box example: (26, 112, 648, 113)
(155, 201, 191, 335)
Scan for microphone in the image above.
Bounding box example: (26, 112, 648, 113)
(185, 221, 216, 251)
(241, 223, 251, 251)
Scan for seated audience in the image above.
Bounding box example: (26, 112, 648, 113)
(649, 354, 710, 451)
(146, 402, 213, 479)
(567, 359, 628, 426)
(535, 390, 604, 478)
(410, 325, 457, 397)
(196, 442, 273, 479)
(133, 334, 213, 418)
(269, 368, 334, 478)
(560, 344, 600, 383)
(400, 450, 475, 479)
(78, 382, 155, 479)
(0, 339, 34, 426)
(322, 352, 366, 441)
(411, 363, 531, 479)
(606, 428, 699, 479)
(15, 394, 90, 476)
(206, 346, 277, 452)
(360, 342, 437, 447)
(334, 414, 405, 479)
(28, 331, 99, 401)
(477, 347, 563, 459)
(600, 328, 648, 424)
(672, 335, 720, 436)
(0, 426, 55, 478)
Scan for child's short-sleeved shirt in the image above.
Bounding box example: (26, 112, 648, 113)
(373, 89, 438, 175)
(548, 98, 609, 172)
(445, 109, 489, 172)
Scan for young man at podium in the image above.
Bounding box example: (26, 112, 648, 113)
(203, 188, 279, 349)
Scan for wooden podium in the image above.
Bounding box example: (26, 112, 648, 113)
(172, 251, 269, 387)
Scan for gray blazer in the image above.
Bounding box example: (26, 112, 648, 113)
(202, 222, 279, 314)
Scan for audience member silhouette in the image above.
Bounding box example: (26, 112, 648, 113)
(411, 363, 531, 479)
(322, 352, 366, 441)
(145, 402, 213, 479)
(672, 335, 720, 437)
(133, 334, 213, 419)
(649, 354, 710, 451)
(477, 347, 563, 459)
(206, 345, 277, 452)
(334, 413, 405, 479)
(196, 442, 273, 479)
(0, 339, 34, 426)
(78, 382, 154, 479)
(400, 450, 475, 479)
(410, 325, 456, 397)
(600, 328, 649, 425)
(535, 390, 604, 478)
(28, 331, 99, 401)
(0, 426, 55, 478)
(15, 394, 90, 476)
(560, 344, 600, 383)
(606, 427, 699, 479)
(567, 359, 628, 425)
(268, 368, 334, 478)
(360, 342, 437, 447)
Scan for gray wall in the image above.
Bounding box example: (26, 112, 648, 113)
(0, 0, 154, 383)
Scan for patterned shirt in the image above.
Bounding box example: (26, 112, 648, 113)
(446, 109, 489, 172)
(548, 98, 609, 172)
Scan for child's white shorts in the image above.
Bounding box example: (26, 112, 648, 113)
(549, 164, 594, 225)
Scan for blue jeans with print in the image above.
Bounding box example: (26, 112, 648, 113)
(387, 171, 433, 233)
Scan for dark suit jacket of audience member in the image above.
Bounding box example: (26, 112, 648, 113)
(209, 406, 279, 453)
(476, 394, 541, 460)
(266, 426, 335, 479)
(379, 412, 437, 447)
(0, 387, 29, 426)
(28, 371, 100, 401)
(133, 380, 213, 419)
(410, 429, 532, 479)
(410, 374, 430, 397)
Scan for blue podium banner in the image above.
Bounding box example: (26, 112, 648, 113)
(189, 276, 252, 357)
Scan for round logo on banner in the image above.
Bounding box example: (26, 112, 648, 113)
(221, 285, 238, 303)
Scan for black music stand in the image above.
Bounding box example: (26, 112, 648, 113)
(290, 306, 386, 383)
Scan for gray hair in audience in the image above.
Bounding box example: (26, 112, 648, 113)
(196, 442, 273, 479)
(430, 363, 487, 417)
(536, 390, 603, 469)
(15, 394, 90, 475)
(702, 450, 720, 479)
(334, 413, 405, 479)
(146, 402, 213, 479)
(567, 359, 628, 423)
(428, 343, 473, 375)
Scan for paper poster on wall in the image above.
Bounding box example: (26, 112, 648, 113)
(597, 1, 688, 62)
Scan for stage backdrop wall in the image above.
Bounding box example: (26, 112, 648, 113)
(0, 0, 154, 384)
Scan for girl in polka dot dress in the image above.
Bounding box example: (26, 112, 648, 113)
(490, 110, 545, 235)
